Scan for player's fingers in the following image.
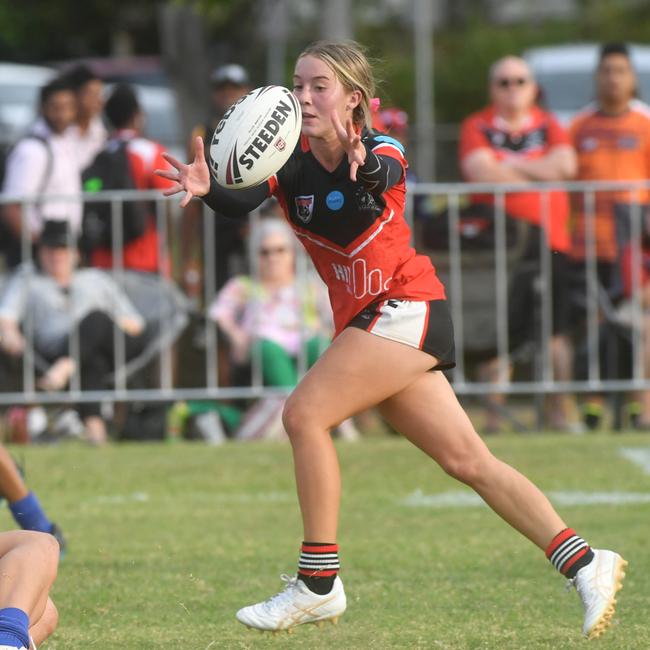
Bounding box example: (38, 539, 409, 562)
(350, 160, 358, 182)
(346, 118, 356, 140)
(154, 168, 178, 181)
(162, 151, 184, 171)
(331, 110, 348, 141)
(162, 184, 183, 197)
(195, 136, 206, 163)
(179, 190, 194, 208)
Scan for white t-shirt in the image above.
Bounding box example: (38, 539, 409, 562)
(1, 118, 83, 236)
(68, 115, 108, 170)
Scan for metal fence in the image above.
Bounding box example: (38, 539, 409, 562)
(1, 180, 650, 410)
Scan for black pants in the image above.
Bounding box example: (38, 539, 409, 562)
(46, 310, 147, 418)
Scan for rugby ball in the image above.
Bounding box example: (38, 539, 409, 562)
(209, 85, 302, 189)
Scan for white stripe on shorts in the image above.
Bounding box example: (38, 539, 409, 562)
(369, 300, 429, 350)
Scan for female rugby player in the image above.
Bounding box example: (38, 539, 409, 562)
(157, 40, 626, 640)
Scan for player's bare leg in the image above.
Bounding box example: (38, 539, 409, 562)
(0, 531, 59, 648)
(236, 329, 441, 632)
(29, 598, 58, 648)
(378, 370, 565, 547)
(378, 367, 627, 638)
(282, 328, 438, 542)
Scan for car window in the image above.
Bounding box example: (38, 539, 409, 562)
(0, 84, 41, 104)
(537, 71, 650, 113)
(536, 73, 595, 112)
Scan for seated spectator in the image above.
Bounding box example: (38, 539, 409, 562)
(207, 218, 359, 440)
(1, 77, 81, 268)
(82, 83, 174, 274)
(63, 64, 108, 170)
(459, 55, 578, 432)
(0, 220, 146, 445)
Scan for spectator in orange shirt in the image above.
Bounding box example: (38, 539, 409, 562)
(459, 55, 578, 432)
(569, 42, 650, 429)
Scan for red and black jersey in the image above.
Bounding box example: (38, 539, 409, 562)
(267, 132, 445, 333)
(459, 105, 571, 252)
(204, 129, 446, 335)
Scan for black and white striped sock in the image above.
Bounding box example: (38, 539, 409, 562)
(297, 541, 339, 595)
(546, 528, 594, 579)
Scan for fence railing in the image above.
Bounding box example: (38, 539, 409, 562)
(1, 180, 650, 408)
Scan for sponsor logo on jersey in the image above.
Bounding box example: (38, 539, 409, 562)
(326, 190, 344, 211)
(295, 195, 315, 223)
(330, 258, 392, 299)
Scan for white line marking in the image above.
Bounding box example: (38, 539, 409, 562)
(401, 489, 650, 509)
(619, 447, 650, 475)
(87, 492, 149, 505)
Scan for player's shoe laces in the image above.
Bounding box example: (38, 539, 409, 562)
(569, 549, 627, 639)
(236, 574, 346, 631)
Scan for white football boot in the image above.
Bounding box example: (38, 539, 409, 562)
(236, 574, 346, 632)
(570, 549, 628, 639)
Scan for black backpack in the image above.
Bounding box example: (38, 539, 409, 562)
(81, 139, 149, 252)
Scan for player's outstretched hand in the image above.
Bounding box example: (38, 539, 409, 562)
(155, 136, 211, 208)
(331, 110, 366, 182)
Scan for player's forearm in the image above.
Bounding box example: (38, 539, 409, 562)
(357, 147, 404, 193)
(203, 177, 269, 218)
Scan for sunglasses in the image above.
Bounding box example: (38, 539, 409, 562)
(259, 246, 290, 257)
(495, 77, 529, 88)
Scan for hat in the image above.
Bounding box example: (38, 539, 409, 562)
(40, 220, 75, 248)
(210, 63, 249, 88)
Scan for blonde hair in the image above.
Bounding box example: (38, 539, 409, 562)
(298, 40, 376, 129)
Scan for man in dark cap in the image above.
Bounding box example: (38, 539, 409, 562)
(182, 63, 252, 298)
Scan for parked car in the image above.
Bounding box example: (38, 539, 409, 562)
(524, 43, 650, 124)
(0, 62, 55, 147)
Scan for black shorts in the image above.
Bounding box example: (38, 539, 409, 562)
(508, 249, 572, 350)
(346, 298, 456, 371)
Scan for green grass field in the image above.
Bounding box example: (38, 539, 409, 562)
(4, 433, 650, 649)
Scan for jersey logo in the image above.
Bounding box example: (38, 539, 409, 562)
(295, 195, 315, 223)
(326, 190, 345, 211)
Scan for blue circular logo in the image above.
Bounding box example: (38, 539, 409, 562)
(326, 190, 345, 211)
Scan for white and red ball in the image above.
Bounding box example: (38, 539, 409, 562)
(209, 85, 302, 189)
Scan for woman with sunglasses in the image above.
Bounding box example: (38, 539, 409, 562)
(157, 41, 626, 640)
(207, 217, 359, 440)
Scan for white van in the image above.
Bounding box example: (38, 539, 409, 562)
(0, 63, 55, 147)
(523, 43, 650, 124)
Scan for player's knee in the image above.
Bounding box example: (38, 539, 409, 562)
(282, 397, 306, 439)
(282, 396, 324, 440)
(34, 533, 60, 578)
(439, 451, 491, 486)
